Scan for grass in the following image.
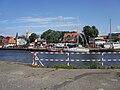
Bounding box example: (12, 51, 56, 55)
(29, 63, 120, 69)
(117, 72, 120, 77)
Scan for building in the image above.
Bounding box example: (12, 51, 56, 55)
(0, 36, 4, 45)
(62, 32, 78, 43)
(25, 32, 32, 38)
(16, 37, 27, 46)
(89, 36, 108, 48)
(2, 37, 15, 48)
(2, 37, 15, 45)
(16, 37, 27, 47)
(34, 35, 47, 48)
(108, 32, 120, 42)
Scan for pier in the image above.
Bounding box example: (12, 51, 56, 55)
(0, 60, 120, 90)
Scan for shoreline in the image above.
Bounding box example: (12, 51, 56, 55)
(1, 47, 120, 52)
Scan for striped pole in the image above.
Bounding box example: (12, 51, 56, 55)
(67, 53, 70, 66)
(31, 52, 35, 65)
(101, 53, 104, 66)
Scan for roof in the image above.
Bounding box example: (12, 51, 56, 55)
(63, 32, 78, 38)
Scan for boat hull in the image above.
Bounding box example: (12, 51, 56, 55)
(63, 47, 89, 52)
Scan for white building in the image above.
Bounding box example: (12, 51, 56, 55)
(17, 38, 27, 46)
(25, 32, 32, 38)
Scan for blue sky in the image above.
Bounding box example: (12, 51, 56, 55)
(0, 0, 120, 37)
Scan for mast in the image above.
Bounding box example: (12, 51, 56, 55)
(110, 18, 112, 42)
(77, 16, 80, 45)
(109, 18, 114, 49)
(15, 32, 18, 46)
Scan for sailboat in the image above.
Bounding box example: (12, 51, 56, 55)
(63, 33, 89, 52)
(103, 19, 120, 49)
(63, 17, 89, 52)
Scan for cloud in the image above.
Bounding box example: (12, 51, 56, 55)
(17, 16, 76, 23)
(116, 26, 120, 31)
(18, 17, 55, 22)
(23, 23, 78, 28)
(0, 16, 79, 36)
(0, 20, 8, 23)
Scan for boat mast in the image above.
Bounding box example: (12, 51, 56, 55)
(77, 16, 80, 45)
(110, 18, 112, 42)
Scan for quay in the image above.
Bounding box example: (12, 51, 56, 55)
(89, 48, 120, 52)
(1, 47, 120, 52)
(0, 48, 48, 51)
(0, 60, 120, 90)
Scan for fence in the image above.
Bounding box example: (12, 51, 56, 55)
(31, 52, 120, 66)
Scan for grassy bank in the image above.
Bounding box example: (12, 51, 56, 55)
(30, 64, 120, 69)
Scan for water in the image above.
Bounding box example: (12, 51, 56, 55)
(0, 50, 120, 66)
(0, 50, 33, 63)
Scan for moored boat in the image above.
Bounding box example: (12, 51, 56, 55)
(63, 47, 89, 52)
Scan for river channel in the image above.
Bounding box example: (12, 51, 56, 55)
(0, 50, 120, 66)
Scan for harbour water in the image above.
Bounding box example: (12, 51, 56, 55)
(0, 50, 120, 66)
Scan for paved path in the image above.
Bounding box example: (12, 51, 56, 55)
(0, 61, 120, 90)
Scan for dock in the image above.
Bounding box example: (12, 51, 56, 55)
(1, 47, 120, 52)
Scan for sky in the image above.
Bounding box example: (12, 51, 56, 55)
(0, 0, 120, 37)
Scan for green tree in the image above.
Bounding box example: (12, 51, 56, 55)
(41, 29, 70, 43)
(83, 25, 99, 37)
(91, 26, 99, 37)
(82, 26, 99, 43)
(29, 33, 38, 43)
(41, 29, 60, 43)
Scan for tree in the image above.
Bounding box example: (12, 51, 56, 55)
(41, 29, 70, 43)
(29, 33, 38, 43)
(82, 25, 99, 44)
(91, 26, 99, 37)
(41, 29, 61, 43)
(83, 25, 99, 37)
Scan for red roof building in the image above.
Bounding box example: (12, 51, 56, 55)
(2, 37, 15, 45)
(62, 32, 78, 43)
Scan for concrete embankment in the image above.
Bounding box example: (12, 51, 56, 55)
(0, 60, 120, 90)
(0, 48, 48, 51)
(1, 47, 120, 52)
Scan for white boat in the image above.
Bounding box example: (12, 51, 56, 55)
(0, 46, 2, 48)
(103, 19, 120, 49)
(63, 47, 89, 52)
(104, 42, 120, 49)
(63, 17, 89, 53)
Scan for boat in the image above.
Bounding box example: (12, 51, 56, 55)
(63, 17, 89, 52)
(47, 47, 62, 52)
(104, 42, 120, 49)
(63, 33, 90, 52)
(63, 47, 89, 52)
(103, 19, 120, 50)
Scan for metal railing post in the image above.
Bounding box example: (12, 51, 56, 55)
(67, 53, 70, 66)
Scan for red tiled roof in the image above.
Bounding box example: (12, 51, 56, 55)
(63, 32, 78, 38)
